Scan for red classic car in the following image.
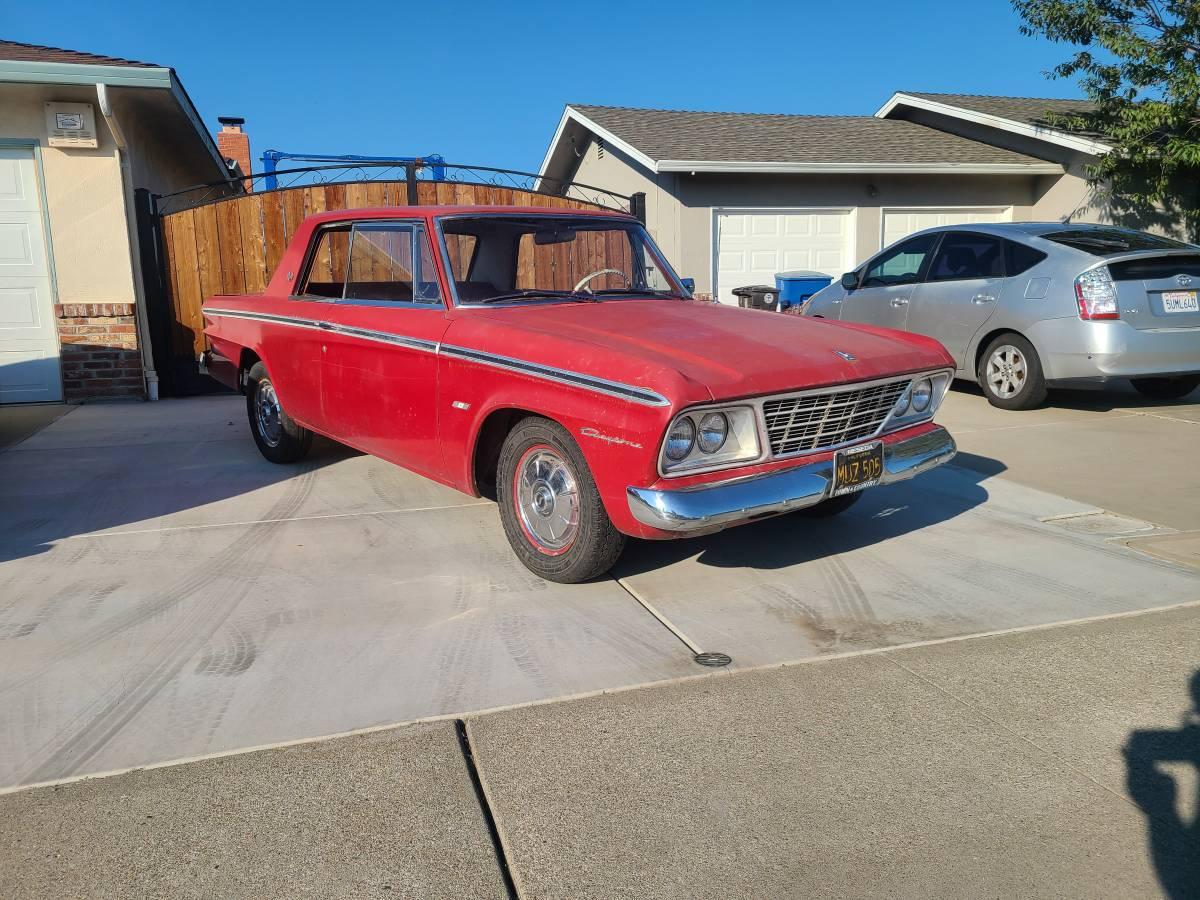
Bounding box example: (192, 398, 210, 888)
(200, 205, 957, 582)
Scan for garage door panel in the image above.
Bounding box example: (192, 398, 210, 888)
(716, 210, 852, 305)
(0, 149, 60, 402)
(883, 207, 1011, 250)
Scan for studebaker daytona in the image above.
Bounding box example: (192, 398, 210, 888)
(200, 205, 958, 583)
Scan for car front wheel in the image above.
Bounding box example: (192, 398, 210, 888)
(497, 417, 626, 583)
(1131, 375, 1200, 400)
(245, 361, 313, 463)
(978, 334, 1047, 410)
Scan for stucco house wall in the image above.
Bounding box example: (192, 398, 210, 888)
(0, 42, 231, 403)
(569, 142, 1044, 295)
(571, 138, 682, 265)
(0, 82, 137, 307)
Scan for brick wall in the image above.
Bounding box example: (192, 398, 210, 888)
(54, 303, 145, 402)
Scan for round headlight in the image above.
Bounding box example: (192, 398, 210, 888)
(911, 377, 933, 412)
(665, 417, 696, 461)
(892, 390, 911, 417)
(696, 412, 728, 453)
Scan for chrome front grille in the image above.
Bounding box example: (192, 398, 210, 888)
(761, 379, 910, 456)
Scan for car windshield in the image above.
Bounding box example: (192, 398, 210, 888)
(1041, 228, 1194, 256)
(438, 214, 686, 304)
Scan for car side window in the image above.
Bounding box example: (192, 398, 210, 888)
(862, 234, 938, 288)
(1004, 240, 1048, 276)
(927, 233, 1005, 282)
(297, 227, 350, 298)
(344, 223, 443, 305)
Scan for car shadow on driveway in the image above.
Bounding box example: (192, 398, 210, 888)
(0, 434, 357, 566)
(951, 378, 1200, 412)
(615, 457, 1002, 576)
(1124, 669, 1200, 900)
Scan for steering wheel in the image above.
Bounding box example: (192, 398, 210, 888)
(573, 268, 631, 293)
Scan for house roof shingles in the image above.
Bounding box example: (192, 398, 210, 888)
(901, 92, 1096, 127)
(0, 39, 159, 68)
(569, 104, 1053, 167)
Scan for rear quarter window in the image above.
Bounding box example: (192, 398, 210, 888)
(1004, 240, 1047, 276)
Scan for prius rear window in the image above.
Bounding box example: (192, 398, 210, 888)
(1041, 229, 1193, 256)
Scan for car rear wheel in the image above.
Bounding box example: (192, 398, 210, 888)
(978, 334, 1047, 410)
(1131, 375, 1200, 400)
(497, 417, 626, 583)
(795, 491, 862, 518)
(245, 361, 313, 463)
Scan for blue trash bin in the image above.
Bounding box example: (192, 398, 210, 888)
(775, 270, 834, 310)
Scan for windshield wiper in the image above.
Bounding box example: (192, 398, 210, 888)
(477, 290, 596, 304)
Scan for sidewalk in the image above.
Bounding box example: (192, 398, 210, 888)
(4, 603, 1198, 899)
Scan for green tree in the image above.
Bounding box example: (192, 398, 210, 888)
(1012, 0, 1200, 239)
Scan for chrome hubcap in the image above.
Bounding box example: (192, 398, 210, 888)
(986, 346, 1027, 399)
(515, 448, 579, 554)
(255, 380, 283, 447)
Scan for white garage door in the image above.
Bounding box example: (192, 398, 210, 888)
(881, 207, 1011, 251)
(0, 148, 60, 403)
(715, 209, 852, 305)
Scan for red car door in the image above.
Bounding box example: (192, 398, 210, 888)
(315, 220, 451, 480)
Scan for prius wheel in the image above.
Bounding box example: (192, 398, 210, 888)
(497, 417, 625, 583)
(979, 334, 1047, 410)
(245, 361, 312, 464)
(1131, 375, 1200, 400)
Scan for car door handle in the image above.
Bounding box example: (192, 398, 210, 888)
(972, 294, 996, 304)
(318, 321, 334, 330)
(890, 298, 909, 307)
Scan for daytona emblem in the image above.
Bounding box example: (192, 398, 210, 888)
(581, 426, 643, 449)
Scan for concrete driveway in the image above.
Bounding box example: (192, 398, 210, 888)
(1, 389, 1197, 791)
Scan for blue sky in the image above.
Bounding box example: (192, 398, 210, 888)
(8, 0, 1086, 174)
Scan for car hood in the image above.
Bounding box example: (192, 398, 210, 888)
(464, 299, 953, 401)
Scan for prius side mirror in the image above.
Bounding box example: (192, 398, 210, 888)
(840, 272, 860, 290)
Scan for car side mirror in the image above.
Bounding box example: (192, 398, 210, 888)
(680, 277, 695, 296)
(840, 272, 860, 291)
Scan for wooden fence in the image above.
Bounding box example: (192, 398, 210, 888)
(156, 180, 616, 372)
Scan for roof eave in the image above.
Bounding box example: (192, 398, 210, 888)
(0, 59, 230, 180)
(656, 160, 1065, 175)
(876, 91, 1113, 156)
(0, 58, 172, 88)
(537, 105, 661, 179)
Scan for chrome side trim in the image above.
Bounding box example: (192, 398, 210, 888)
(203, 308, 439, 354)
(439, 344, 670, 407)
(628, 425, 957, 534)
(202, 308, 669, 407)
(334, 323, 439, 353)
(204, 308, 325, 331)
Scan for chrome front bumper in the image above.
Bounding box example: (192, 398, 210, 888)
(626, 426, 956, 534)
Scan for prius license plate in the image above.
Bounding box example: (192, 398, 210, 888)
(1162, 290, 1199, 313)
(833, 442, 884, 496)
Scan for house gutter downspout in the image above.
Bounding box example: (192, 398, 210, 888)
(97, 83, 159, 400)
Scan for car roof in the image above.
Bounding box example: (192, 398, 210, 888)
(900, 221, 1159, 239)
(300, 205, 637, 226)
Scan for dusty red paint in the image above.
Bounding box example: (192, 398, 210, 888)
(203, 206, 955, 539)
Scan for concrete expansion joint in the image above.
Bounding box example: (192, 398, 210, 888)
(455, 720, 520, 899)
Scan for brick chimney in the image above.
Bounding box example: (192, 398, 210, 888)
(216, 116, 253, 191)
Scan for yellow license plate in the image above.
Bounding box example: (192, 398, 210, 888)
(833, 442, 884, 496)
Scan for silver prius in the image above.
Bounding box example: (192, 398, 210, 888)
(803, 223, 1200, 409)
